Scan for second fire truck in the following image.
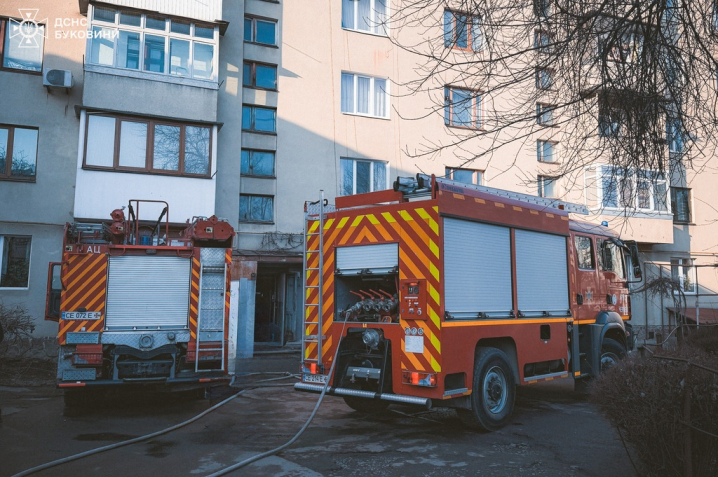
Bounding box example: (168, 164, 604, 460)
(45, 200, 235, 405)
(296, 174, 641, 430)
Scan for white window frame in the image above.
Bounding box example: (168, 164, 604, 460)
(538, 175, 557, 198)
(594, 165, 670, 213)
(342, 0, 390, 36)
(445, 87, 482, 129)
(339, 158, 390, 196)
(340, 72, 390, 119)
(0, 235, 32, 290)
(86, 5, 219, 83)
(445, 167, 483, 185)
(671, 258, 696, 295)
(537, 139, 557, 163)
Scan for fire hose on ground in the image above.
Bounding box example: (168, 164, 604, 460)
(12, 333, 345, 477)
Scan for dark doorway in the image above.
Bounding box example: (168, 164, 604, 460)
(254, 274, 279, 343)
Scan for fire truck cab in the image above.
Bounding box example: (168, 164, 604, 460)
(45, 201, 235, 405)
(295, 174, 641, 430)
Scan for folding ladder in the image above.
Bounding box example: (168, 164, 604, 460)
(302, 192, 335, 369)
(195, 248, 228, 372)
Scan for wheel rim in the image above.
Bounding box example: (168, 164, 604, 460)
(601, 351, 619, 371)
(482, 365, 508, 414)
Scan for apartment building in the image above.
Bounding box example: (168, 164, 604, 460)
(1, 0, 715, 357)
(273, 0, 718, 345)
(0, 0, 247, 342)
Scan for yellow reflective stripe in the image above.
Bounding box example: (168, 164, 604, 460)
(429, 239, 439, 259)
(429, 262, 440, 282)
(429, 283, 440, 306)
(351, 215, 364, 227)
(367, 214, 379, 225)
(399, 210, 414, 221)
(430, 356, 441, 373)
(430, 332, 441, 354)
(381, 212, 396, 223)
(323, 218, 334, 230)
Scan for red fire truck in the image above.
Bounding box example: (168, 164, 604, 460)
(295, 174, 641, 430)
(45, 200, 235, 405)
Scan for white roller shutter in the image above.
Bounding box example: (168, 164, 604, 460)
(515, 230, 569, 316)
(106, 256, 191, 329)
(336, 243, 398, 274)
(444, 218, 512, 318)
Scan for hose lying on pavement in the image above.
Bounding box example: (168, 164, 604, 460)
(11, 373, 297, 477)
(207, 334, 345, 477)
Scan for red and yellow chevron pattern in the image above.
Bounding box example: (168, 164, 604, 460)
(189, 256, 201, 339)
(304, 203, 442, 374)
(58, 253, 108, 345)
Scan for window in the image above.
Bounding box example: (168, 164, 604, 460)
(241, 149, 275, 177)
(84, 113, 211, 177)
(536, 68, 553, 89)
(244, 17, 277, 45)
(598, 166, 667, 211)
(574, 236, 595, 270)
(88, 6, 217, 81)
(239, 195, 274, 222)
(340, 158, 389, 196)
(243, 62, 277, 90)
(445, 87, 481, 128)
(445, 167, 482, 185)
(242, 105, 277, 133)
(534, 30, 552, 52)
(538, 175, 557, 198)
(443, 10, 482, 51)
(0, 125, 38, 180)
(671, 258, 696, 294)
(671, 187, 691, 223)
(597, 239, 626, 279)
(537, 140, 556, 163)
(342, 0, 388, 35)
(341, 73, 389, 118)
(602, 32, 643, 63)
(0, 18, 44, 72)
(536, 103, 555, 126)
(0, 236, 31, 288)
(666, 117, 684, 153)
(599, 107, 624, 137)
(534, 0, 552, 18)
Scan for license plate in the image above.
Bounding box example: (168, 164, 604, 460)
(62, 311, 102, 320)
(303, 373, 328, 384)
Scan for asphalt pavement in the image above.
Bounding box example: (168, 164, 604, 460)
(0, 354, 636, 477)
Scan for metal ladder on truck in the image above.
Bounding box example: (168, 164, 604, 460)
(302, 192, 335, 374)
(195, 248, 228, 373)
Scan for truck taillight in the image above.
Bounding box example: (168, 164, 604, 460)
(402, 371, 436, 387)
(72, 344, 103, 366)
(186, 341, 196, 362)
(302, 361, 324, 375)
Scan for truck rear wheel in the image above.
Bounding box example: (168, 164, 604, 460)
(343, 396, 390, 414)
(459, 347, 515, 431)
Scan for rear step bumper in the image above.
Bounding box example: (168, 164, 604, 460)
(295, 382, 431, 408)
(57, 375, 230, 388)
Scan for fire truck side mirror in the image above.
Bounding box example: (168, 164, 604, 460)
(627, 242, 642, 282)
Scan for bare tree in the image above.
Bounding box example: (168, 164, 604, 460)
(387, 0, 718, 212)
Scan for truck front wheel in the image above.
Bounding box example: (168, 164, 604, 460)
(459, 347, 516, 431)
(600, 338, 626, 372)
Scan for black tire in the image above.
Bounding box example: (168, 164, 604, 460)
(600, 338, 626, 372)
(459, 347, 516, 431)
(343, 396, 390, 414)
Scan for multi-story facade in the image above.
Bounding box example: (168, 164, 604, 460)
(2, 0, 715, 358)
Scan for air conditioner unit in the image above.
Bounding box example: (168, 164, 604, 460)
(43, 69, 73, 89)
